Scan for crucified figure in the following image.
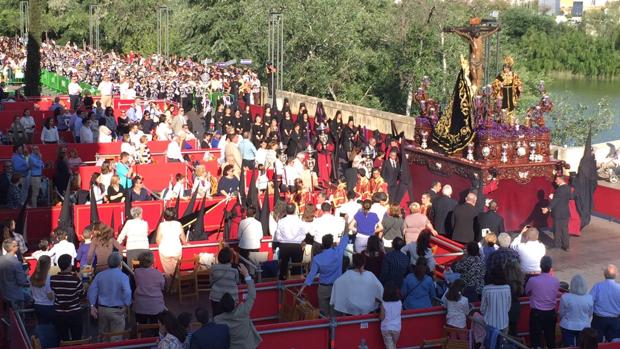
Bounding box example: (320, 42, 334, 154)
(445, 19, 500, 90)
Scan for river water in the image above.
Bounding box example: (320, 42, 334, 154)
(547, 78, 620, 143)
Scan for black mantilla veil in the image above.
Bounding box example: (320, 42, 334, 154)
(432, 57, 475, 154)
(574, 127, 597, 228)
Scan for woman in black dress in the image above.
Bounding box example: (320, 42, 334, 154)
(252, 115, 265, 146)
(280, 110, 294, 147)
(221, 107, 234, 132)
(287, 123, 304, 158)
(267, 119, 280, 144)
(106, 174, 125, 203)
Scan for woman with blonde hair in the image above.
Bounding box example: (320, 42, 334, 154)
(403, 202, 437, 244)
(192, 164, 215, 198)
(106, 174, 125, 203)
(30, 255, 55, 324)
(87, 222, 123, 273)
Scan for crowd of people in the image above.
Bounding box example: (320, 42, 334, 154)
(0, 38, 618, 349)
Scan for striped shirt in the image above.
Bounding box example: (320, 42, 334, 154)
(481, 284, 511, 330)
(50, 271, 84, 313)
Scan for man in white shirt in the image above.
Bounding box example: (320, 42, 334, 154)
(20, 110, 36, 143)
(128, 124, 144, 147)
(510, 226, 546, 275)
(336, 191, 362, 225)
(166, 136, 185, 163)
(312, 202, 346, 244)
(48, 230, 77, 266)
(330, 253, 383, 316)
(98, 75, 114, 108)
(68, 75, 82, 111)
(369, 192, 388, 220)
(238, 207, 264, 262)
(284, 159, 300, 190)
(293, 152, 306, 175)
(274, 203, 307, 280)
(79, 118, 94, 144)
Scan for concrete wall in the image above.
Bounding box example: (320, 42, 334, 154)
(263, 88, 415, 138)
(554, 139, 620, 173)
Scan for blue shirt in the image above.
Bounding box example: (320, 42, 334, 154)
(29, 154, 44, 176)
(126, 107, 142, 123)
(401, 274, 435, 310)
(11, 154, 29, 176)
(211, 138, 220, 148)
(71, 116, 83, 138)
(238, 138, 257, 161)
(380, 250, 410, 287)
(87, 267, 132, 307)
(190, 322, 230, 349)
(115, 162, 132, 189)
(354, 211, 379, 236)
(590, 279, 620, 317)
(304, 234, 349, 286)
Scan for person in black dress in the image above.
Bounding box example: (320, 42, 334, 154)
(221, 107, 234, 133)
(267, 119, 280, 144)
(116, 109, 131, 136)
(252, 115, 265, 146)
(287, 124, 304, 158)
(280, 111, 294, 147)
(106, 175, 125, 203)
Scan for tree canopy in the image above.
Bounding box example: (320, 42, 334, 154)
(2, 0, 618, 143)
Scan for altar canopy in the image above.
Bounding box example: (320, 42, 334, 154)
(432, 62, 475, 154)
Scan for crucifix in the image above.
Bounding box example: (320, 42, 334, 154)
(444, 17, 500, 91)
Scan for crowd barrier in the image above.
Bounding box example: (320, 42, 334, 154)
(0, 196, 237, 247)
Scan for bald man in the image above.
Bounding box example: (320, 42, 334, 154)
(451, 192, 478, 244)
(590, 264, 620, 342)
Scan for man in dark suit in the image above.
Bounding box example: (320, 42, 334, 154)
(476, 200, 505, 241)
(381, 149, 400, 199)
(191, 306, 230, 349)
(543, 176, 572, 251)
(451, 192, 478, 244)
(427, 181, 442, 204)
(432, 184, 458, 237)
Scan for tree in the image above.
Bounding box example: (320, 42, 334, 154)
(548, 96, 616, 147)
(24, 0, 42, 97)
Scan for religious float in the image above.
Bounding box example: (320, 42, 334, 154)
(405, 17, 566, 231)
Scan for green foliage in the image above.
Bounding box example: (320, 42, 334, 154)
(1, 0, 618, 118)
(548, 96, 616, 146)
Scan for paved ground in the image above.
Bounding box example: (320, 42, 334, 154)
(542, 216, 620, 288)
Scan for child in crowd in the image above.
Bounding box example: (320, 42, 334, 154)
(177, 312, 193, 346)
(480, 232, 498, 265)
(441, 279, 471, 329)
(380, 281, 402, 349)
(31, 240, 51, 260)
(164, 173, 187, 200)
(76, 227, 93, 268)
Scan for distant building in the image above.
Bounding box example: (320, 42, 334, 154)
(540, 0, 561, 15)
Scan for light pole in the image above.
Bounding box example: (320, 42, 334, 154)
(89, 4, 101, 50)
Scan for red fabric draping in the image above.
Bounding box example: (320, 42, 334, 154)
(594, 184, 620, 220)
(486, 177, 553, 231)
(257, 319, 330, 349)
(411, 160, 555, 231)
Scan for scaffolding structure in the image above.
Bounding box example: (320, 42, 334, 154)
(157, 6, 170, 59)
(19, 1, 29, 42)
(89, 4, 101, 50)
(483, 13, 501, 86)
(267, 10, 284, 95)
